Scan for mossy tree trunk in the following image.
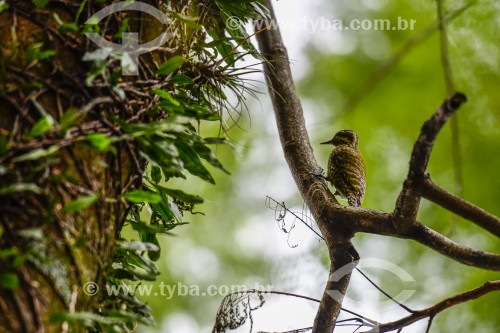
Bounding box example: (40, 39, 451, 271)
(0, 2, 140, 332)
(0, 1, 219, 331)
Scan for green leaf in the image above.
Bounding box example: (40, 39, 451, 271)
(0, 248, 18, 260)
(29, 115, 54, 137)
(0, 134, 9, 155)
(25, 43, 56, 65)
(114, 18, 130, 39)
(156, 56, 184, 76)
(32, 0, 48, 8)
(172, 12, 200, 28)
(151, 89, 181, 106)
(183, 103, 220, 120)
(147, 236, 160, 261)
(111, 268, 139, 281)
(208, 32, 235, 66)
(170, 74, 194, 87)
(126, 252, 160, 275)
(59, 107, 81, 133)
(118, 241, 160, 252)
(59, 22, 79, 33)
(52, 311, 122, 326)
(11, 145, 59, 163)
(63, 194, 99, 212)
(0, 1, 9, 14)
(121, 265, 157, 281)
(128, 220, 171, 234)
(151, 165, 162, 183)
(86, 133, 111, 151)
(175, 139, 215, 184)
(162, 187, 204, 204)
(194, 142, 230, 174)
(123, 190, 161, 204)
(0, 273, 19, 290)
(107, 309, 155, 326)
(152, 200, 175, 222)
(17, 228, 44, 240)
(0, 183, 42, 195)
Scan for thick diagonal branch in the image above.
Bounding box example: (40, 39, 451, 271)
(255, 1, 357, 332)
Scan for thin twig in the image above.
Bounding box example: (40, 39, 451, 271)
(363, 280, 500, 333)
(355, 268, 415, 314)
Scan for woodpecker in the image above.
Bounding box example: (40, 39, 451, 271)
(321, 130, 366, 207)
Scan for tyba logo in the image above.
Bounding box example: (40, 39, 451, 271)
(84, 1, 170, 75)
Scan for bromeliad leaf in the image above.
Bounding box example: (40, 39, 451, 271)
(86, 133, 111, 151)
(29, 115, 54, 137)
(59, 107, 83, 133)
(63, 194, 99, 212)
(10, 145, 59, 163)
(172, 12, 200, 28)
(0, 183, 42, 195)
(123, 190, 161, 204)
(156, 56, 184, 76)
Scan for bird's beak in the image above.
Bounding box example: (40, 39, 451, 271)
(320, 139, 334, 145)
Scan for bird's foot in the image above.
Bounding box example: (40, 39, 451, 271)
(310, 171, 327, 181)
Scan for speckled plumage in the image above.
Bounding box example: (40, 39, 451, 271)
(321, 130, 366, 207)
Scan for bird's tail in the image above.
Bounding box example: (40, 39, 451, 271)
(348, 196, 361, 207)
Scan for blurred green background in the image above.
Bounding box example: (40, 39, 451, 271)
(138, 0, 500, 332)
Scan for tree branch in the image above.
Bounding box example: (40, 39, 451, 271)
(395, 92, 467, 226)
(340, 210, 500, 271)
(255, 1, 499, 331)
(417, 176, 500, 238)
(363, 280, 500, 332)
(409, 223, 500, 270)
(255, 1, 357, 332)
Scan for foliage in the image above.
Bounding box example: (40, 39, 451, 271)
(0, 0, 267, 332)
